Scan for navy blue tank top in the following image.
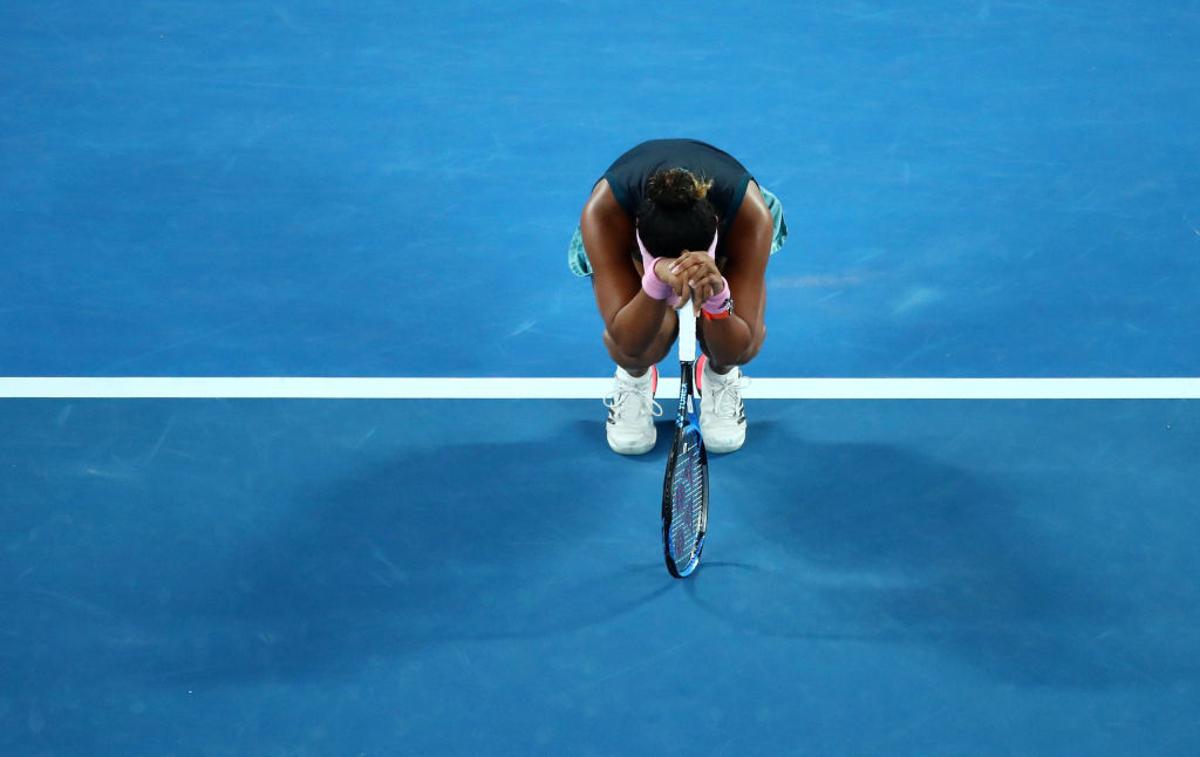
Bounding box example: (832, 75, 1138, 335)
(601, 139, 754, 233)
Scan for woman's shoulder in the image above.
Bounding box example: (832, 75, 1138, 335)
(611, 138, 744, 167)
(581, 179, 633, 235)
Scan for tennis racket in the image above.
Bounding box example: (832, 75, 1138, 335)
(662, 299, 709, 578)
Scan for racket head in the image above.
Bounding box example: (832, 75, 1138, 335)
(662, 370, 709, 578)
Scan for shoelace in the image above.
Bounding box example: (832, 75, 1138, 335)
(706, 370, 750, 418)
(604, 374, 663, 420)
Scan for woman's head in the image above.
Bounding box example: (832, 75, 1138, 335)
(635, 168, 717, 259)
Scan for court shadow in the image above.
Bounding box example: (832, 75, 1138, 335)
(139, 432, 679, 683)
(0, 417, 678, 692)
(695, 421, 1200, 688)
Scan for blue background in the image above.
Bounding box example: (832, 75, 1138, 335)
(2, 2, 1199, 755)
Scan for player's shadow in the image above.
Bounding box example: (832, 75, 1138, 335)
(162, 435, 676, 682)
(0, 421, 673, 690)
(693, 421, 1200, 688)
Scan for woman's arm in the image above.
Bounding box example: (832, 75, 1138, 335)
(580, 180, 675, 357)
(699, 181, 773, 367)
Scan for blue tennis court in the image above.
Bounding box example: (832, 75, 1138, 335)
(3, 2, 1199, 754)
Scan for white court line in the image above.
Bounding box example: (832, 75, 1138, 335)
(0, 377, 1198, 399)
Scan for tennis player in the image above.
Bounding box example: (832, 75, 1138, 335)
(569, 139, 787, 455)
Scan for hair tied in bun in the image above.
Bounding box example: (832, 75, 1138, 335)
(646, 167, 714, 211)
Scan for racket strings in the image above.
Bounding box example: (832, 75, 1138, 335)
(669, 436, 705, 561)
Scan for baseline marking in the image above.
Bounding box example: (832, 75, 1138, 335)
(1, 377, 1198, 399)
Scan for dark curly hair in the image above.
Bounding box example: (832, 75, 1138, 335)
(635, 168, 718, 259)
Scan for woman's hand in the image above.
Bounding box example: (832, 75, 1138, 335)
(652, 258, 692, 307)
(668, 250, 725, 304)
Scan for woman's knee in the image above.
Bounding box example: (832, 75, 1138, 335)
(704, 323, 767, 368)
(739, 323, 767, 365)
(602, 312, 678, 369)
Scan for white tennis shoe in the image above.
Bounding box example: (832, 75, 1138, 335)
(696, 355, 748, 453)
(604, 365, 662, 455)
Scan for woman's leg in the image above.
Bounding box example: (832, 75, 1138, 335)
(602, 306, 678, 375)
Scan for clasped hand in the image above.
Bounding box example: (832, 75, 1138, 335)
(652, 250, 724, 308)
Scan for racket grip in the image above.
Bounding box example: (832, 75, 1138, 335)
(678, 300, 697, 362)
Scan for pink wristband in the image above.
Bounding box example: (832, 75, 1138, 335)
(636, 233, 681, 305)
(701, 278, 733, 314)
(639, 255, 675, 301)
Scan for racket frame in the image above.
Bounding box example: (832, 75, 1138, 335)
(661, 301, 709, 578)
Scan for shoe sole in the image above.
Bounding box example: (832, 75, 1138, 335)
(702, 435, 745, 454)
(607, 434, 656, 455)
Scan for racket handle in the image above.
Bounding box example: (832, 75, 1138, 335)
(678, 300, 697, 362)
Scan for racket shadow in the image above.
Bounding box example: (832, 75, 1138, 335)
(691, 560, 762, 573)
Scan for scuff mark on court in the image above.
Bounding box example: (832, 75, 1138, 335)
(507, 319, 537, 337)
